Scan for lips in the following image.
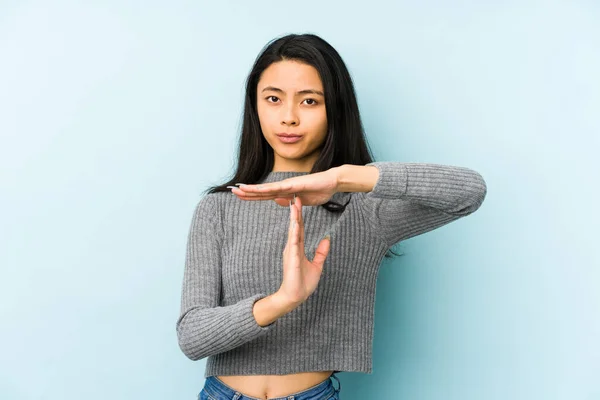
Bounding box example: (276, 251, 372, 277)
(276, 134, 303, 144)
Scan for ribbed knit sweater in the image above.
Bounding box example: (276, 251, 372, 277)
(176, 161, 487, 377)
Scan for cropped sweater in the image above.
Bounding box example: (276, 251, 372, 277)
(176, 161, 487, 377)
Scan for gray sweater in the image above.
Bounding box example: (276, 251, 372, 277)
(176, 161, 487, 377)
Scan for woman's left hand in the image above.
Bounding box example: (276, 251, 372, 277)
(230, 168, 340, 207)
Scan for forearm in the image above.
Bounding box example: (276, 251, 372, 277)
(345, 161, 487, 246)
(253, 291, 299, 327)
(336, 162, 486, 214)
(177, 294, 275, 361)
(334, 164, 379, 193)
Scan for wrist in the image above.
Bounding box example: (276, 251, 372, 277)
(334, 164, 379, 193)
(252, 292, 299, 327)
(272, 290, 302, 312)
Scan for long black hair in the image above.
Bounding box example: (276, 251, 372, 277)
(206, 33, 401, 258)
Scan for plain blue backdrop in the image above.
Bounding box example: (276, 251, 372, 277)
(1, 1, 598, 399)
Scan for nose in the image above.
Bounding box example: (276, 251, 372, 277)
(281, 103, 298, 126)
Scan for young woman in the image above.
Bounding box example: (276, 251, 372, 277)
(177, 33, 487, 400)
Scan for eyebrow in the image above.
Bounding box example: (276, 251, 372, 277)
(261, 86, 324, 97)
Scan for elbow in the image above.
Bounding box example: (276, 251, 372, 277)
(449, 171, 488, 216)
(178, 338, 202, 361)
(473, 171, 487, 206)
(465, 171, 488, 214)
(176, 322, 207, 361)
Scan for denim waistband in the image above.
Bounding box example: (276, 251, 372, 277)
(203, 372, 341, 400)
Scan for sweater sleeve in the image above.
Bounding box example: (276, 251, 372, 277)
(176, 194, 274, 361)
(356, 161, 488, 247)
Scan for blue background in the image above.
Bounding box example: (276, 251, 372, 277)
(1, 1, 598, 399)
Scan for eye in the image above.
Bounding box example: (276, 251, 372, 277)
(266, 96, 280, 103)
(303, 98, 318, 105)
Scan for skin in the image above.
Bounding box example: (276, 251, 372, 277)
(222, 60, 380, 398)
(217, 60, 336, 399)
(231, 59, 338, 207)
(257, 59, 328, 173)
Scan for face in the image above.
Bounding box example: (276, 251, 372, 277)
(256, 60, 328, 172)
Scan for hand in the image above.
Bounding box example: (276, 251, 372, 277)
(229, 168, 340, 207)
(278, 195, 331, 305)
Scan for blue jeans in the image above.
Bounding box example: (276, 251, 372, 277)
(199, 372, 342, 400)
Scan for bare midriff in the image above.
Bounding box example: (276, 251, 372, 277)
(216, 370, 334, 399)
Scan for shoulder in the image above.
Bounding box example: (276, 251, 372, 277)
(192, 192, 229, 221)
(187, 192, 232, 238)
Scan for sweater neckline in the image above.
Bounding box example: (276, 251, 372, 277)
(261, 171, 310, 183)
(259, 170, 352, 205)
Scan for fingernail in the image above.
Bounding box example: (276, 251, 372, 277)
(226, 186, 237, 189)
(235, 183, 246, 186)
(324, 234, 330, 241)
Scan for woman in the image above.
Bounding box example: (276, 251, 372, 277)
(176, 33, 487, 400)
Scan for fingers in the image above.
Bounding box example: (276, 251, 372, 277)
(229, 183, 293, 197)
(233, 189, 297, 199)
(312, 235, 331, 268)
(235, 182, 295, 194)
(288, 196, 299, 251)
(295, 196, 304, 245)
(273, 197, 292, 207)
(286, 195, 304, 257)
(230, 187, 296, 201)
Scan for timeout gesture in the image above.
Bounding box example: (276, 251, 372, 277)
(228, 169, 339, 207)
(279, 195, 331, 305)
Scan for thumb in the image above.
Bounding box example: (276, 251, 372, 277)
(273, 197, 290, 207)
(311, 235, 331, 268)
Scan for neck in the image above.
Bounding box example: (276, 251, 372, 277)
(271, 151, 320, 173)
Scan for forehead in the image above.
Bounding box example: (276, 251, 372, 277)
(258, 60, 323, 90)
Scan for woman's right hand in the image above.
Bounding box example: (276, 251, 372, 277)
(277, 195, 331, 306)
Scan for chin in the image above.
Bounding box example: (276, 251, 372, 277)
(277, 151, 304, 159)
